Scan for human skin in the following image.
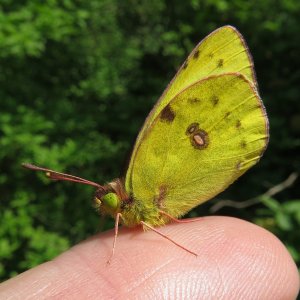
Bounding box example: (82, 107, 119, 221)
(0, 216, 299, 299)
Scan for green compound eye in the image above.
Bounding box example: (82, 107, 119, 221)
(102, 192, 119, 210)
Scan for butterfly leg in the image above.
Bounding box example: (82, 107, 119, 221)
(140, 221, 197, 256)
(159, 210, 202, 223)
(106, 212, 121, 265)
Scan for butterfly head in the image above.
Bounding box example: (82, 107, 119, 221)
(94, 178, 128, 217)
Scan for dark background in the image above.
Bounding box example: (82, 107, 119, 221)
(0, 0, 299, 281)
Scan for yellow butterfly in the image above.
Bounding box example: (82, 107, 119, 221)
(23, 26, 269, 261)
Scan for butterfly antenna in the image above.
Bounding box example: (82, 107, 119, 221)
(22, 163, 103, 189)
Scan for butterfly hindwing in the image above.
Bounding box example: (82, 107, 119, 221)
(129, 74, 268, 217)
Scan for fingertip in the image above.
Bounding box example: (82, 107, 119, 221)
(102, 216, 299, 299)
(63, 216, 299, 298)
(1, 217, 298, 299)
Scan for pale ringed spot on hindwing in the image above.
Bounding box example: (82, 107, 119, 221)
(186, 123, 209, 149)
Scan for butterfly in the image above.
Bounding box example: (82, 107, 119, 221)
(23, 25, 269, 262)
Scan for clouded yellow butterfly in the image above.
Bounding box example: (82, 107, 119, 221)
(23, 26, 269, 262)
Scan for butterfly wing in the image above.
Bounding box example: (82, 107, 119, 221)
(128, 73, 268, 218)
(125, 26, 258, 191)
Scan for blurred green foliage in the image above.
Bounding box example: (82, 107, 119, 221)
(0, 0, 299, 280)
(255, 196, 300, 264)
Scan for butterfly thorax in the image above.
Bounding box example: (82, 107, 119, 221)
(94, 178, 168, 228)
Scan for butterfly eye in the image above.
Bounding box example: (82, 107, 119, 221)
(102, 193, 120, 211)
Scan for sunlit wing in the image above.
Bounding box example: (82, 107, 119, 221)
(128, 74, 268, 217)
(125, 26, 257, 191)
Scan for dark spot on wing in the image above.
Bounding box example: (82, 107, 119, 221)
(160, 104, 175, 123)
(211, 95, 219, 106)
(217, 59, 224, 67)
(154, 185, 168, 208)
(188, 97, 201, 104)
(225, 112, 231, 118)
(241, 140, 247, 148)
(236, 120, 241, 128)
(186, 122, 199, 135)
(193, 49, 200, 59)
